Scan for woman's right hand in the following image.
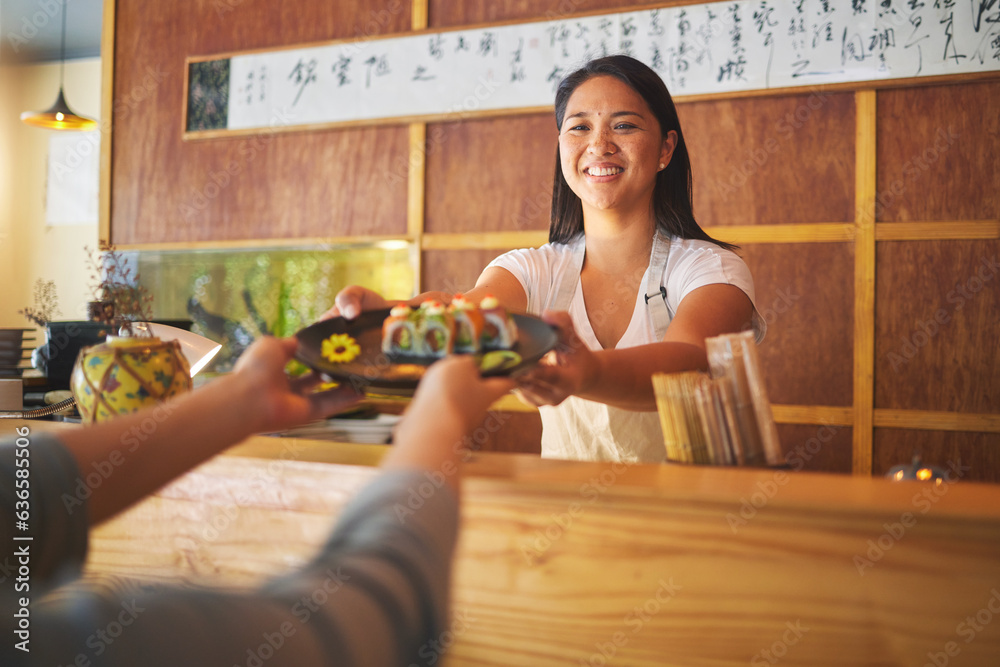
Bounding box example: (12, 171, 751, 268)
(320, 285, 390, 320)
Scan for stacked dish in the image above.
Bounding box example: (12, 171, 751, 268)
(276, 413, 401, 444)
(0, 329, 33, 378)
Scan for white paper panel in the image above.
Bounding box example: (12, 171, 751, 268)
(46, 131, 100, 226)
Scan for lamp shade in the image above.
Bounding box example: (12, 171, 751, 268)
(19, 0, 98, 132)
(130, 322, 222, 377)
(20, 88, 98, 131)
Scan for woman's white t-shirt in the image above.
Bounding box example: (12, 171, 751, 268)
(487, 236, 765, 463)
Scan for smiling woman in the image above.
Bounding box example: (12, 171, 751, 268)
(330, 56, 766, 464)
(547, 57, 734, 250)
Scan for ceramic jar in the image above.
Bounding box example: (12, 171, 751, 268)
(71, 336, 191, 423)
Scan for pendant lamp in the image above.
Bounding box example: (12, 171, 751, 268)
(20, 0, 97, 131)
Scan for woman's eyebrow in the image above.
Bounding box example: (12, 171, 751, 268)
(564, 110, 644, 122)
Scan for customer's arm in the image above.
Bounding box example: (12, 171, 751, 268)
(1, 337, 359, 588)
(24, 357, 512, 667)
(61, 336, 361, 524)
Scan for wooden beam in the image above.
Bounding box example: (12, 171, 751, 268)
(387, 400, 1000, 436)
(409, 0, 429, 292)
(422, 231, 550, 250)
(875, 220, 1000, 241)
(491, 401, 862, 425)
(418, 221, 1000, 249)
(406, 124, 427, 240)
(852, 90, 877, 475)
(674, 69, 1000, 104)
(105, 236, 415, 252)
(104, 218, 1000, 253)
(181, 105, 554, 142)
(771, 405, 854, 426)
(98, 0, 117, 244)
(704, 223, 855, 244)
(411, 0, 428, 30)
(874, 410, 1000, 433)
(407, 123, 426, 291)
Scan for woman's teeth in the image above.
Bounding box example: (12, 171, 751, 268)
(586, 166, 623, 176)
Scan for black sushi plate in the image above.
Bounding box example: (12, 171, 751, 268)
(295, 308, 558, 395)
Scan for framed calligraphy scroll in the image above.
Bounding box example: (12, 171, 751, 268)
(184, 1, 1000, 138)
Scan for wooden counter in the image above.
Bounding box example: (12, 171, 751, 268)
(15, 421, 1000, 665)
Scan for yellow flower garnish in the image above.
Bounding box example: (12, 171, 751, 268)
(322, 333, 361, 363)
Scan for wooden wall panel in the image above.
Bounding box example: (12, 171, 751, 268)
(110, 0, 412, 245)
(875, 240, 1000, 413)
(739, 243, 854, 407)
(874, 429, 1000, 484)
(471, 411, 542, 454)
(876, 81, 1000, 223)
(776, 424, 853, 474)
(106, 1, 1000, 479)
(680, 92, 856, 226)
(422, 248, 509, 293)
(425, 114, 554, 234)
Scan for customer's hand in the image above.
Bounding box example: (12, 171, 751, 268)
(514, 311, 598, 407)
(233, 337, 362, 434)
(387, 357, 514, 486)
(320, 285, 391, 321)
(405, 356, 515, 437)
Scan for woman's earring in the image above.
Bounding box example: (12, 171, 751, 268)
(658, 163, 665, 170)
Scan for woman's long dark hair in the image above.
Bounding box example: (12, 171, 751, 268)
(550, 55, 735, 250)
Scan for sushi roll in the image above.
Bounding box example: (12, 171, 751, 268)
(479, 295, 518, 350)
(381, 304, 419, 356)
(417, 300, 455, 358)
(449, 294, 485, 354)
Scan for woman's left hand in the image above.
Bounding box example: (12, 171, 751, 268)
(515, 311, 598, 407)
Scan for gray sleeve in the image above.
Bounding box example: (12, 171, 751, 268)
(0, 431, 90, 588)
(25, 468, 459, 667)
